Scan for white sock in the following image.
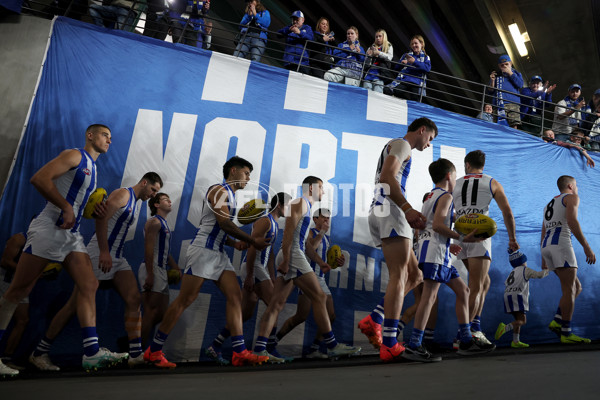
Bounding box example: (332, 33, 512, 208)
(504, 322, 514, 333)
(513, 332, 520, 343)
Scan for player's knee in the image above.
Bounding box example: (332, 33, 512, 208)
(126, 291, 141, 309)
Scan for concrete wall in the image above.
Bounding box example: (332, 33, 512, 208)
(0, 14, 52, 191)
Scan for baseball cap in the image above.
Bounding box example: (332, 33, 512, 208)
(530, 75, 543, 83)
(508, 249, 527, 268)
(569, 83, 582, 91)
(498, 54, 511, 64)
(594, 88, 600, 96)
(291, 10, 304, 18)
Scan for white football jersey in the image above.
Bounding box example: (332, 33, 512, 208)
(453, 173, 494, 218)
(416, 188, 453, 267)
(541, 193, 572, 248)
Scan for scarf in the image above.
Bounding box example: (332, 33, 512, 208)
(563, 96, 582, 126)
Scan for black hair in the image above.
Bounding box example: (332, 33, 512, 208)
(407, 117, 438, 137)
(464, 150, 486, 169)
(86, 124, 110, 133)
(149, 192, 169, 216)
(141, 172, 163, 188)
(428, 158, 455, 184)
(223, 156, 253, 179)
(313, 208, 331, 218)
(270, 192, 291, 210)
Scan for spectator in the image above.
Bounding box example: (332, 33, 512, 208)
(362, 29, 394, 93)
(234, 0, 271, 62)
(384, 35, 431, 101)
(88, 0, 133, 30)
(477, 103, 494, 122)
(142, 0, 170, 40)
(277, 11, 314, 75)
(169, 0, 209, 48)
(487, 54, 524, 129)
(202, 21, 213, 50)
(552, 83, 586, 141)
(309, 17, 337, 79)
(323, 26, 365, 87)
(520, 75, 556, 136)
(542, 129, 595, 168)
(580, 88, 600, 150)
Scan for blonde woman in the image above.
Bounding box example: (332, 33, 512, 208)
(384, 35, 431, 101)
(362, 29, 394, 92)
(323, 26, 365, 87)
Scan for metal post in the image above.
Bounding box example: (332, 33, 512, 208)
(480, 85, 487, 115)
(418, 76, 427, 103)
(179, 18, 191, 44)
(540, 100, 546, 137)
(297, 40, 309, 73)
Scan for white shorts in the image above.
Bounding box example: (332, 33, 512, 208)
(239, 262, 271, 283)
(0, 273, 28, 304)
(541, 243, 577, 270)
(88, 244, 132, 281)
(276, 247, 313, 280)
(368, 203, 412, 247)
(184, 245, 234, 281)
(456, 238, 492, 260)
(24, 215, 87, 262)
(298, 274, 331, 296)
(138, 263, 169, 295)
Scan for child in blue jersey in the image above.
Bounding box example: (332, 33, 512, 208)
(495, 249, 548, 348)
(405, 158, 491, 362)
(139, 193, 180, 349)
(205, 192, 290, 365)
(271, 208, 345, 359)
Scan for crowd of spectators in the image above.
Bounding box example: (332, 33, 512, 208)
(51, 0, 600, 156)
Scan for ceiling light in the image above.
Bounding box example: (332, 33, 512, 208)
(508, 23, 528, 57)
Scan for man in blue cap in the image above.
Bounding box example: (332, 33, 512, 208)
(520, 75, 556, 136)
(278, 10, 314, 74)
(487, 54, 524, 129)
(552, 83, 586, 141)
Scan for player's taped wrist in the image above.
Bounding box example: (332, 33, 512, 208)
(400, 202, 413, 213)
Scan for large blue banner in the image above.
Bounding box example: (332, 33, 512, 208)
(1, 17, 599, 361)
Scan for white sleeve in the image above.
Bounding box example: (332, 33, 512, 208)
(556, 100, 567, 116)
(379, 44, 393, 61)
(524, 267, 549, 279)
(387, 139, 411, 164)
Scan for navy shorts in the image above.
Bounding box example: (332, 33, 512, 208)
(419, 262, 460, 283)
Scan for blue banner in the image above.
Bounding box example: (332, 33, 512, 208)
(1, 17, 599, 361)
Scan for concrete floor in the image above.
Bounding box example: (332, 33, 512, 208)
(2, 344, 599, 399)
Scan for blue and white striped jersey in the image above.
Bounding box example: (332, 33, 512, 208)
(191, 183, 236, 253)
(38, 149, 97, 233)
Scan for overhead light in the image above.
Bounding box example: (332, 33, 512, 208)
(508, 23, 528, 57)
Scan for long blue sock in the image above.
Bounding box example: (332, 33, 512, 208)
(370, 298, 385, 325)
(322, 331, 338, 349)
(150, 330, 169, 353)
(253, 335, 268, 353)
(231, 335, 246, 353)
(408, 328, 424, 349)
(471, 315, 481, 332)
(382, 319, 399, 348)
(554, 307, 563, 324)
(561, 320, 572, 335)
(129, 338, 143, 358)
(459, 323, 472, 343)
(82, 326, 100, 357)
(266, 327, 278, 352)
(424, 328, 435, 343)
(33, 335, 55, 357)
(212, 328, 230, 349)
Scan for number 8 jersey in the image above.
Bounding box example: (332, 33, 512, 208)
(542, 194, 572, 247)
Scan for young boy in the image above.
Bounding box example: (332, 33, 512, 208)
(404, 158, 491, 363)
(495, 249, 548, 348)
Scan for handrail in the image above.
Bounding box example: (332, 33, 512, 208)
(16, 0, 600, 150)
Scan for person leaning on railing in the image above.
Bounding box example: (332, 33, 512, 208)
(362, 29, 394, 93)
(88, 0, 133, 30)
(143, 0, 170, 40)
(168, 0, 210, 48)
(542, 129, 595, 168)
(551, 83, 586, 142)
(323, 26, 365, 87)
(277, 10, 314, 75)
(383, 34, 431, 102)
(520, 75, 556, 136)
(233, 0, 270, 62)
(308, 17, 337, 79)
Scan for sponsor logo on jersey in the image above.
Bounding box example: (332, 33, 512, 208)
(83, 168, 91, 176)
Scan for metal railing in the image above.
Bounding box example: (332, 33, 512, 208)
(17, 0, 600, 152)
